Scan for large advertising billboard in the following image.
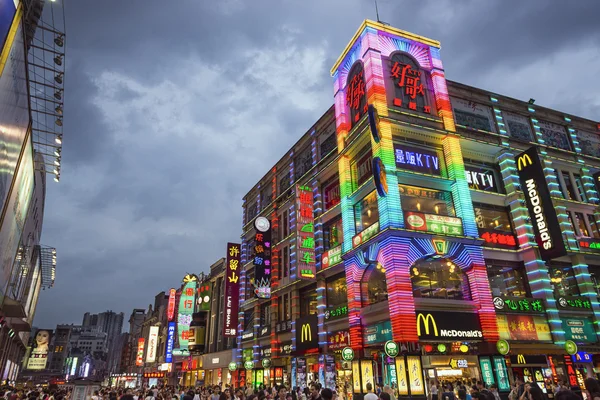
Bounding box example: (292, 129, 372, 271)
(26, 329, 53, 370)
(515, 147, 566, 261)
(223, 242, 240, 336)
(177, 278, 197, 349)
(146, 326, 159, 363)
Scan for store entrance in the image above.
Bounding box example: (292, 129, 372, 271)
(422, 356, 481, 387)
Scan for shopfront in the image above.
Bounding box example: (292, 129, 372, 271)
(181, 357, 203, 387)
(422, 355, 480, 383)
(329, 330, 352, 399)
(203, 351, 234, 387)
(110, 373, 140, 388)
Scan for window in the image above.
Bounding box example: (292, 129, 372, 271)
(353, 147, 373, 187)
(323, 216, 343, 251)
(410, 258, 470, 300)
(245, 270, 255, 301)
(360, 262, 388, 306)
(282, 246, 289, 278)
(295, 146, 313, 180)
(243, 310, 254, 332)
(283, 293, 291, 320)
(562, 172, 576, 200)
(354, 191, 379, 233)
(320, 134, 337, 158)
(549, 264, 579, 297)
(260, 185, 273, 208)
(260, 302, 271, 326)
(326, 274, 347, 307)
(574, 212, 589, 237)
(322, 176, 340, 211)
(300, 285, 318, 317)
(279, 211, 289, 239)
(399, 185, 455, 216)
(247, 202, 258, 221)
(588, 214, 600, 238)
(574, 174, 588, 202)
(279, 172, 291, 195)
(487, 263, 529, 297)
(554, 169, 564, 198)
(473, 204, 513, 232)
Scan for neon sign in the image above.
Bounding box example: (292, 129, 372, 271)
(322, 245, 342, 269)
(177, 278, 197, 348)
(296, 185, 316, 279)
(136, 339, 145, 367)
(389, 53, 431, 114)
(393, 144, 441, 175)
(167, 288, 176, 321)
(165, 322, 175, 363)
(252, 218, 272, 298)
(224, 243, 241, 336)
(405, 212, 463, 235)
(346, 62, 367, 126)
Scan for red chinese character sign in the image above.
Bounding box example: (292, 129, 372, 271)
(296, 185, 316, 279)
(389, 53, 432, 115)
(346, 62, 367, 129)
(224, 242, 241, 336)
(252, 217, 272, 299)
(167, 288, 176, 321)
(136, 338, 145, 367)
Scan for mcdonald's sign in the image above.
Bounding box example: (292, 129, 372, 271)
(415, 310, 482, 340)
(514, 147, 566, 261)
(295, 315, 318, 352)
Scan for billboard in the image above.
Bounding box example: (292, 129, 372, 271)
(165, 322, 175, 363)
(136, 338, 145, 367)
(0, 13, 31, 300)
(295, 314, 318, 353)
(26, 329, 53, 370)
(415, 310, 483, 340)
(177, 278, 197, 349)
(515, 147, 566, 261)
(296, 185, 316, 279)
(224, 242, 240, 336)
(146, 326, 159, 363)
(166, 288, 176, 321)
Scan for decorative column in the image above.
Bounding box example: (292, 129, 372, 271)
(570, 254, 600, 342)
(344, 255, 365, 353)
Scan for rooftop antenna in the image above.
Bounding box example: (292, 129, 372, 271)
(374, 0, 390, 25)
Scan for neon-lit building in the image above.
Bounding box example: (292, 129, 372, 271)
(239, 20, 600, 394)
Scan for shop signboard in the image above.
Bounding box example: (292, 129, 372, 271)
(404, 212, 463, 236)
(364, 320, 393, 345)
(492, 356, 510, 391)
(26, 329, 53, 370)
(325, 304, 348, 320)
(295, 315, 318, 352)
(356, 151, 373, 186)
(276, 320, 293, 333)
(297, 358, 307, 390)
(352, 221, 380, 248)
(515, 147, 566, 261)
(177, 276, 197, 349)
(492, 297, 545, 313)
(479, 357, 495, 387)
(346, 62, 367, 128)
(406, 356, 425, 395)
(197, 282, 212, 311)
(253, 217, 272, 298)
(321, 245, 342, 269)
(280, 341, 293, 355)
(557, 296, 593, 311)
(136, 339, 145, 367)
(360, 360, 375, 394)
(563, 355, 578, 387)
(451, 97, 497, 132)
(394, 143, 442, 175)
(415, 310, 482, 341)
(167, 289, 176, 321)
(296, 185, 316, 279)
(562, 318, 597, 343)
(572, 352, 592, 363)
(579, 238, 600, 253)
(497, 314, 552, 341)
(352, 361, 361, 394)
(465, 166, 498, 192)
(323, 178, 340, 210)
(224, 243, 241, 336)
(259, 325, 270, 337)
(395, 358, 409, 395)
(146, 326, 159, 363)
(509, 355, 548, 366)
(325, 356, 336, 393)
(479, 229, 517, 248)
(328, 330, 350, 351)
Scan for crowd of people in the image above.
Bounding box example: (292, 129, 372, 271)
(2, 377, 600, 400)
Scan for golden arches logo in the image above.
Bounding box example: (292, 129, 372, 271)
(416, 313, 438, 337)
(517, 154, 533, 171)
(301, 323, 312, 342)
(517, 354, 526, 364)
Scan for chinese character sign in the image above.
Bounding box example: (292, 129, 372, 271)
(167, 288, 176, 321)
(136, 338, 145, 367)
(224, 242, 241, 336)
(296, 185, 316, 280)
(389, 53, 431, 115)
(346, 62, 367, 128)
(253, 228, 272, 299)
(177, 280, 197, 349)
(197, 283, 212, 311)
(165, 322, 175, 363)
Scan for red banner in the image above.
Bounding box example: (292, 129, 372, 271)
(506, 314, 537, 341)
(224, 243, 241, 336)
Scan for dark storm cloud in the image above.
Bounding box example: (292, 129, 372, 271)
(33, 0, 600, 328)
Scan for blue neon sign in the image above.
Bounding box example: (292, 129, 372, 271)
(393, 144, 441, 176)
(165, 322, 176, 363)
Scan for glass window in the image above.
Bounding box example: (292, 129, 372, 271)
(322, 176, 341, 211)
(473, 203, 513, 232)
(326, 274, 347, 307)
(549, 264, 579, 297)
(243, 310, 254, 332)
(282, 246, 289, 278)
(260, 302, 271, 326)
(562, 172, 576, 200)
(399, 185, 455, 216)
(574, 174, 588, 202)
(323, 216, 343, 251)
(354, 191, 379, 233)
(574, 212, 589, 237)
(360, 262, 388, 306)
(320, 134, 337, 158)
(589, 266, 600, 297)
(283, 293, 291, 320)
(410, 258, 470, 300)
(554, 169, 565, 198)
(300, 285, 318, 317)
(588, 214, 600, 238)
(487, 263, 529, 297)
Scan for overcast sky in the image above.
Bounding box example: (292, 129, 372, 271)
(33, 0, 600, 330)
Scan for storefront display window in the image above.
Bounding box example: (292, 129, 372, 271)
(487, 262, 529, 297)
(473, 203, 513, 232)
(549, 264, 580, 297)
(323, 216, 343, 251)
(574, 212, 589, 237)
(399, 185, 455, 216)
(300, 285, 318, 317)
(360, 262, 388, 306)
(410, 258, 470, 300)
(354, 191, 379, 234)
(326, 274, 347, 307)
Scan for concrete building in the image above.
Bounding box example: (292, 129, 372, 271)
(238, 19, 600, 395)
(81, 310, 124, 374)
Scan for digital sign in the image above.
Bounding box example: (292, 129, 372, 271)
(165, 322, 175, 363)
(296, 185, 316, 279)
(479, 229, 517, 247)
(252, 218, 272, 298)
(515, 147, 566, 261)
(492, 296, 545, 313)
(224, 243, 241, 336)
(167, 288, 176, 321)
(393, 143, 441, 175)
(177, 278, 197, 349)
(136, 338, 145, 367)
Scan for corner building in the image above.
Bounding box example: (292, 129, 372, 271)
(239, 20, 600, 396)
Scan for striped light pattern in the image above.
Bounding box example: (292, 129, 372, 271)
(344, 255, 365, 352)
(581, 166, 600, 204)
(270, 169, 280, 359)
(236, 238, 248, 362)
(429, 48, 456, 132)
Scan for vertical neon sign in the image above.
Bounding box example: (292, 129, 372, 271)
(296, 185, 316, 279)
(224, 242, 241, 336)
(177, 278, 197, 349)
(167, 288, 176, 321)
(165, 322, 175, 363)
(136, 338, 145, 366)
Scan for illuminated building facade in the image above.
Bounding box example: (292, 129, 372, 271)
(239, 20, 600, 393)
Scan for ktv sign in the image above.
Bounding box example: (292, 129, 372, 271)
(515, 147, 566, 261)
(416, 310, 483, 341)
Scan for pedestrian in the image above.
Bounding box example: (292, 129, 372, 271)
(321, 390, 333, 400)
(585, 379, 600, 400)
(364, 384, 377, 400)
